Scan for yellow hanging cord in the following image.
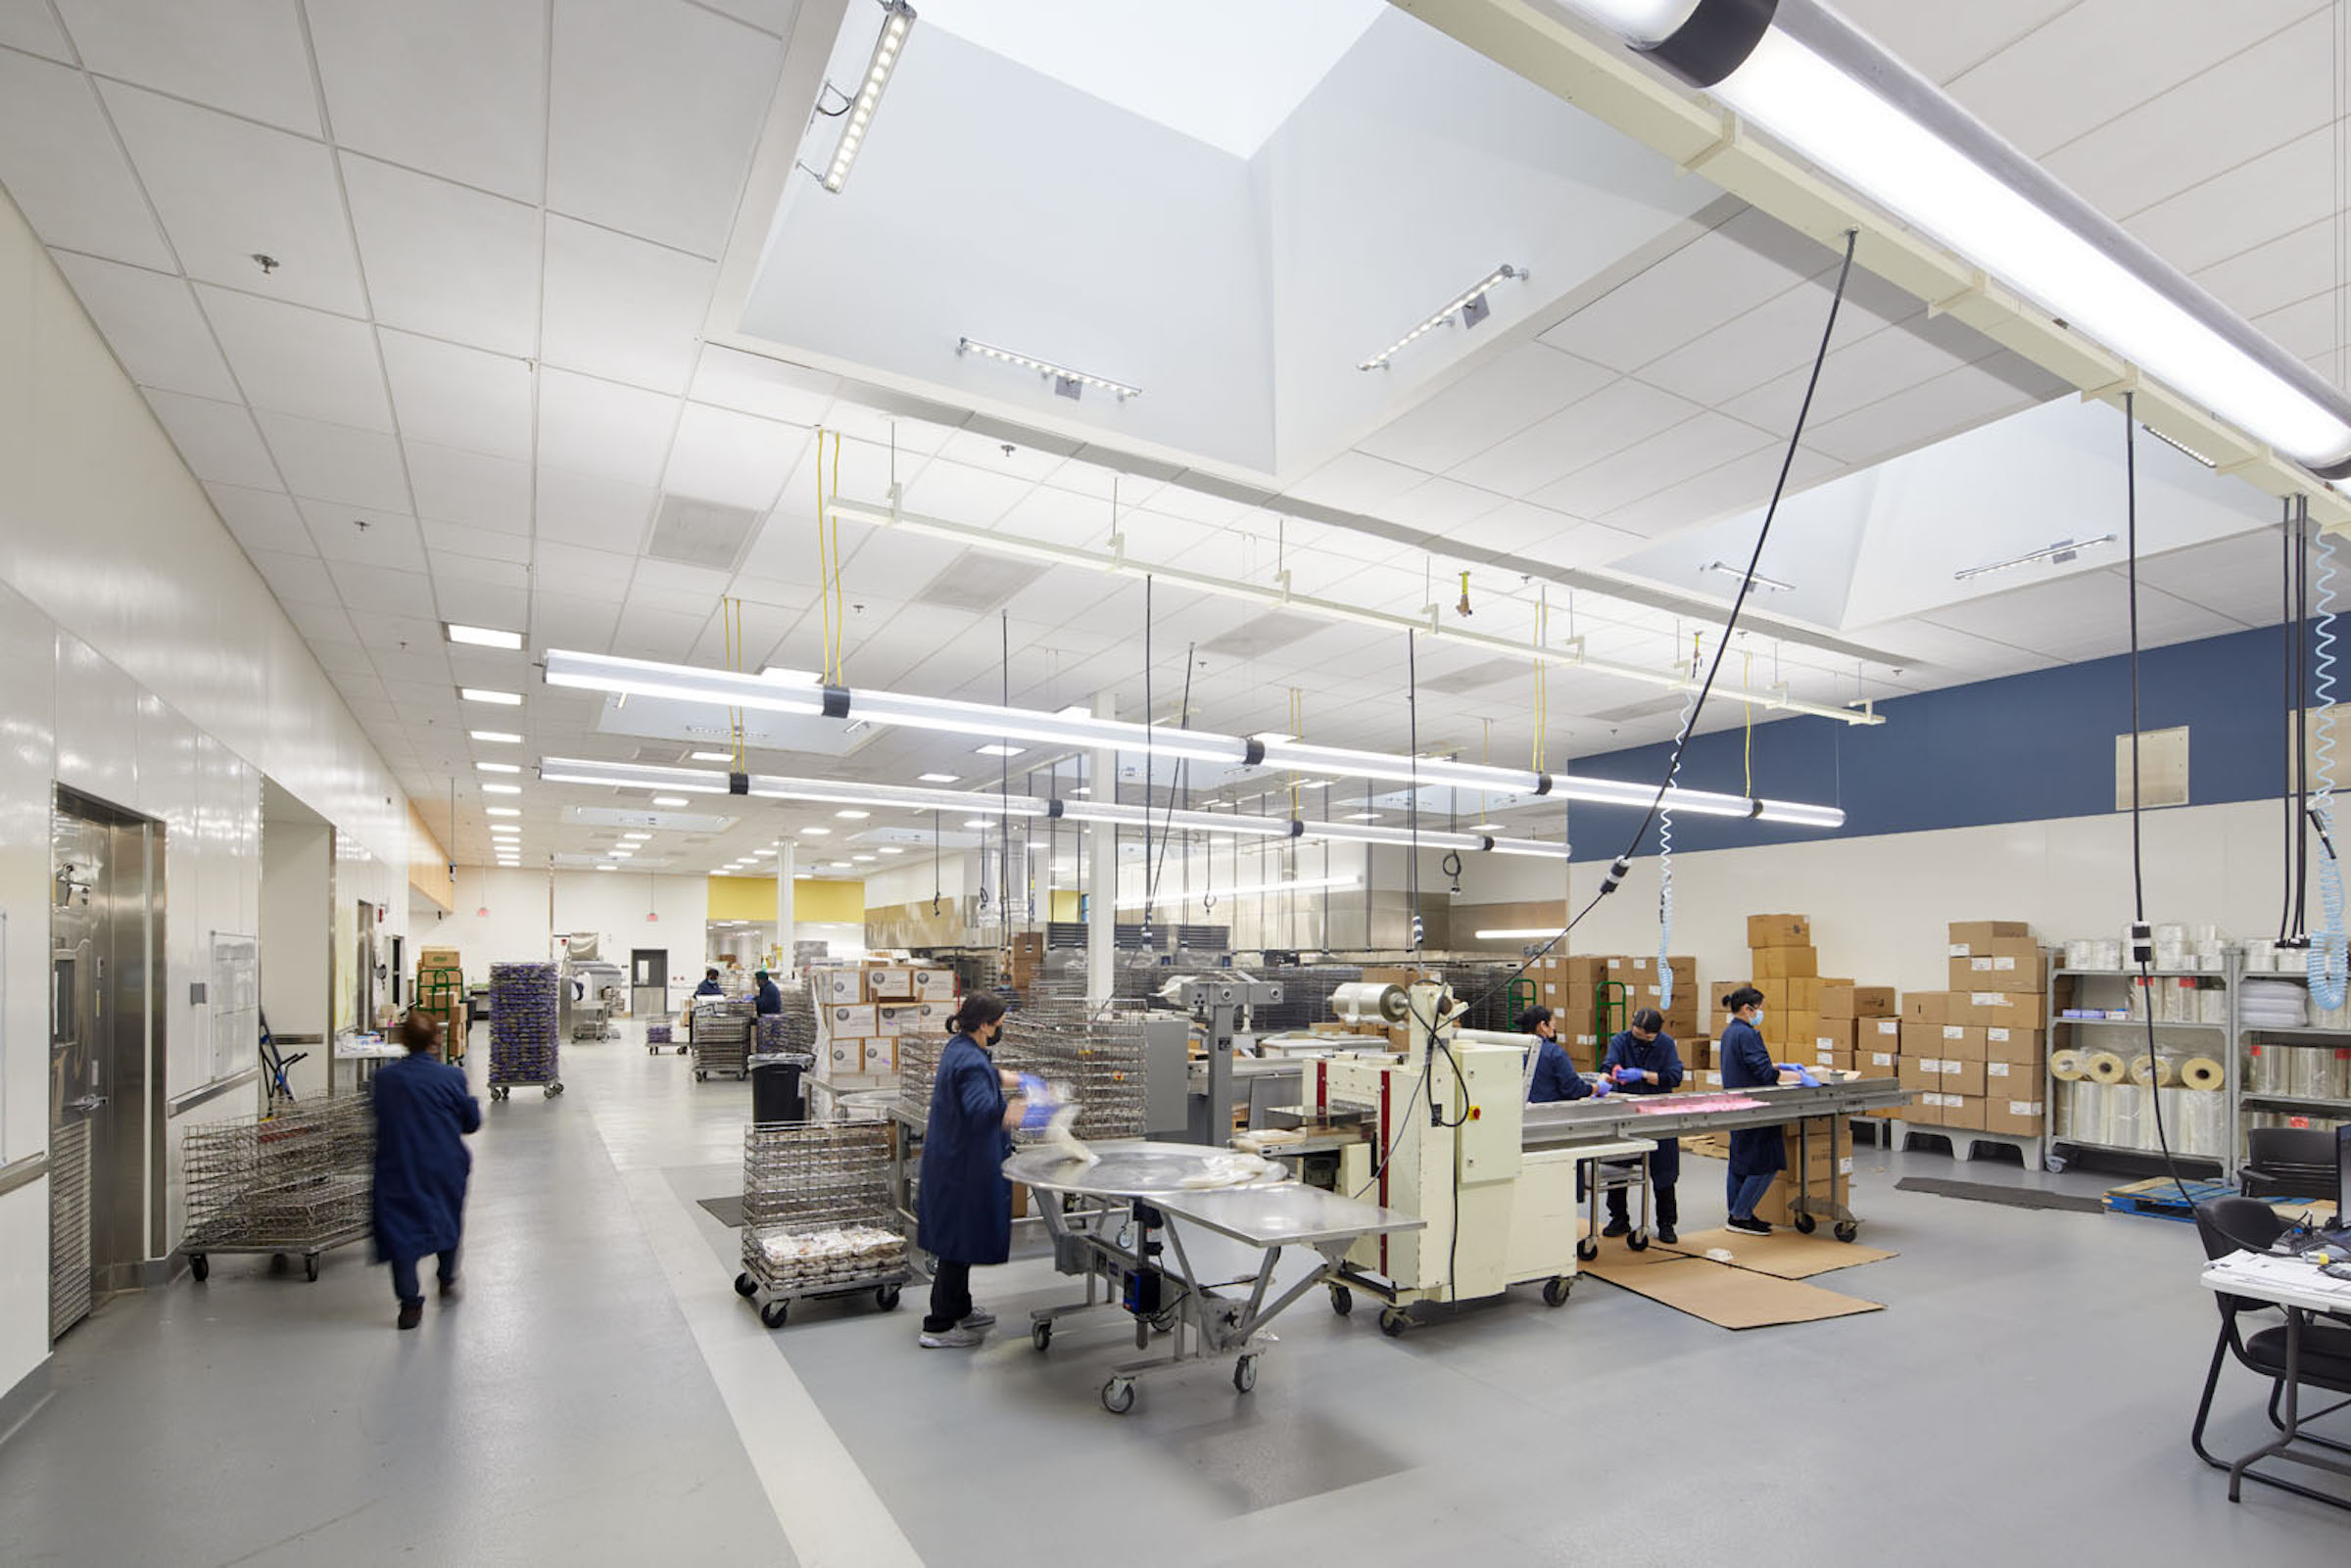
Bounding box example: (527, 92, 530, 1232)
(1742, 648, 1754, 796)
(813, 429, 836, 686)
(826, 430, 845, 683)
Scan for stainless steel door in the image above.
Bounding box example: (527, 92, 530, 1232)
(632, 948, 667, 1017)
(49, 806, 107, 1339)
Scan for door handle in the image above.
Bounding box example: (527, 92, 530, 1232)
(68, 1094, 108, 1113)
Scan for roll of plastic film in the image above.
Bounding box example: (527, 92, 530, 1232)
(1330, 982, 1408, 1025)
(2049, 1048, 2089, 1081)
(2069, 1080, 2111, 1145)
(2084, 1050, 2129, 1085)
(2109, 1085, 2145, 1149)
(2127, 1053, 2175, 1087)
(2177, 1056, 2227, 1092)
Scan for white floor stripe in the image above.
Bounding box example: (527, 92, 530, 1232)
(619, 1165, 926, 1568)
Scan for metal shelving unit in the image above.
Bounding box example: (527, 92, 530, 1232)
(2044, 954, 2235, 1174)
(2236, 985, 2351, 1152)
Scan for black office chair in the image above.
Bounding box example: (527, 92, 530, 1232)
(2190, 1197, 2351, 1506)
(2238, 1126, 2340, 1200)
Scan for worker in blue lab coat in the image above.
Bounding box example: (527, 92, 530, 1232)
(1518, 1005, 1609, 1104)
(753, 970, 783, 1015)
(694, 968, 725, 998)
(371, 1011, 481, 1330)
(916, 993, 1026, 1349)
(1601, 1007, 1685, 1244)
(1718, 986, 1799, 1235)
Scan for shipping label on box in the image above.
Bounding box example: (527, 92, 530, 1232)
(867, 967, 914, 1000)
(1982, 1026, 2044, 1064)
(1862, 1048, 1898, 1072)
(1865, 1017, 1902, 1043)
(1984, 1059, 2034, 1089)
(1905, 1094, 1943, 1126)
(1986, 1099, 2046, 1135)
(1941, 1024, 1990, 1061)
(1942, 1094, 1989, 1130)
(1607, 955, 1655, 975)
(1897, 1056, 1941, 1091)
(1815, 1020, 1857, 1052)
(826, 1003, 876, 1036)
(1747, 914, 1811, 946)
(1963, 991, 2041, 1026)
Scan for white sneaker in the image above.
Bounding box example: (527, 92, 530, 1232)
(918, 1325, 984, 1349)
(959, 1307, 996, 1330)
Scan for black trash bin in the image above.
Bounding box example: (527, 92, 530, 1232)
(749, 1053, 808, 1123)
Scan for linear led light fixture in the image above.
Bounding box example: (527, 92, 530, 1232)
(446, 622, 522, 649)
(1952, 534, 2117, 583)
(534, 756, 1575, 858)
(1359, 265, 1524, 370)
(820, 0, 913, 194)
(2142, 425, 2217, 468)
(1553, 0, 2351, 476)
(957, 337, 1140, 403)
(1701, 560, 1792, 594)
(1118, 874, 1361, 911)
(823, 494, 1881, 728)
(1475, 927, 1568, 940)
(542, 648, 1844, 827)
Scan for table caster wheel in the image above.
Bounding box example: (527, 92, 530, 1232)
(1101, 1378, 1135, 1415)
(1626, 1230, 1650, 1252)
(1378, 1307, 1410, 1338)
(305, 1254, 320, 1282)
(875, 1284, 901, 1310)
(189, 1254, 209, 1283)
(1834, 1221, 1860, 1243)
(1576, 1236, 1600, 1261)
(760, 1300, 790, 1329)
(735, 1272, 758, 1299)
(545, 1082, 562, 1098)
(1542, 1275, 1572, 1308)
(1793, 1212, 1817, 1235)
(2044, 1153, 2068, 1173)
(1032, 1321, 1053, 1353)
(695, 1070, 706, 1081)
(1233, 1354, 1258, 1394)
(1329, 1285, 1353, 1317)
(677, 1045, 690, 1055)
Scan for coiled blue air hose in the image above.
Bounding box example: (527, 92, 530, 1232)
(2310, 531, 2347, 1010)
(1655, 680, 1702, 1011)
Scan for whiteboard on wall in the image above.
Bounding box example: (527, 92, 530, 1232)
(210, 931, 259, 1083)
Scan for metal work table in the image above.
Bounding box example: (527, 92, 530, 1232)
(1005, 1141, 1423, 1415)
(1519, 1077, 1910, 1148)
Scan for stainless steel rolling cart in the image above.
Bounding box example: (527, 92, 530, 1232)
(733, 1118, 910, 1328)
(182, 1094, 374, 1283)
(694, 996, 753, 1081)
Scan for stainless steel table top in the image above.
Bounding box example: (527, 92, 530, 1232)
(1149, 1182, 1424, 1250)
(1003, 1141, 1288, 1199)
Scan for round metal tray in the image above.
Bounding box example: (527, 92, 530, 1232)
(1003, 1140, 1288, 1199)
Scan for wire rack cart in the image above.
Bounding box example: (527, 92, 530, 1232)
(732, 1118, 910, 1328)
(695, 996, 754, 1081)
(488, 961, 563, 1100)
(182, 1094, 374, 1282)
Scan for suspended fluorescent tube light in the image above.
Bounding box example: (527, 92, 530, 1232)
(1359, 264, 1524, 370)
(1952, 534, 2117, 583)
(820, 0, 914, 195)
(1474, 926, 1569, 940)
(542, 647, 1843, 828)
(958, 337, 1140, 403)
(1118, 874, 1360, 911)
(1552, 0, 2351, 476)
(1701, 560, 1792, 593)
(822, 494, 1884, 728)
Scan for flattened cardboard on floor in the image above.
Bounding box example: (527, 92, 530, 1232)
(1579, 1254, 1885, 1329)
(1659, 1226, 1897, 1279)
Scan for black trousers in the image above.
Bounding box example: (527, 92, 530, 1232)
(925, 1259, 973, 1332)
(1606, 1138, 1681, 1227)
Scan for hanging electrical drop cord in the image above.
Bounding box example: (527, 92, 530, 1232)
(1655, 631, 1702, 1013)
(1140, 576, 1156, 943)
(1435, 228, 1862, 1029)
(2307, 498, 2348, 1010)
(998, 611, 1012, 949)
(2281, 499, 2300, 943)
(1141, 635, 1197, 924)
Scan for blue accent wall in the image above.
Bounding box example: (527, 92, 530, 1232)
(1565, 623, 2303, 863)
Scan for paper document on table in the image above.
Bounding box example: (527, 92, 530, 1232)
(1633, 1094, 1762, 1114)
(2206, 1249, 2351, 1301)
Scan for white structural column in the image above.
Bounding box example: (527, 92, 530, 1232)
(1087, 689, 1116, 1005)
(775, 842, 796, 969)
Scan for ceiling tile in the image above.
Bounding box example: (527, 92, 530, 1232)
(56, 0, 320, 135)
(433, 578, 532, 631)
(407, 442, 533, 533)
(536, 466, 657, 553)
(1528, 411, 1775, 519)
(245, 547, 341, 605)
(99, 81, 366, 315)
(662, 403, 806, 510)
(1803, 360, 2057, 467)
(1281, 450, 1430, 513)
(1445, 377, 1697, 499)
(532, 542, 638, 602)
(1829, 0, 2075, 83)
(1355, 341, 1616, 475)
(195, 284, 392, 429)
(420, 519, 532, 566)
(546, 0, 783, 257)
(257, 409, 411, 511)
(332, 562, 438, 620)
(204, 481, 311, 553)
(689, 344, 837, 425)
(898, 457, 1032, 525)
(2125, 123, 2329, 278)
(1373, 476, 1509, 532)
(0, 50, 173, 267)
(431, 550, 529, 591)
(141, 389, 280, 489)
(51, 253, 238, 400)
(607, 604, 712, 661)
(1597, 442, 1843, 543)
(1539, 219, 1825, 372)
(536, 369, 681, 487)
(541, 215, 716, 394)
(378, 329, 535, 460)
(307, 0, 547, 202)
(530, 591, 622, 650)
(337, 158, 541, 360)
(303, 500, 427, 569)
(0, 2, 74, 60)
(279, 597, 358, 644)
(2192, 218, 2336, 325)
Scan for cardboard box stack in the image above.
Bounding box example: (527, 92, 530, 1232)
(1816, 982, 1898, 1114)
(413, 945, 467, 1048)
(812, 962, 958, 1087)
(1743, 915, 1841, 1057)
(1531, 952, 1703, 1069)
(1753, 1118, 1854, 1227)
(1898, 922, 2046, 1135)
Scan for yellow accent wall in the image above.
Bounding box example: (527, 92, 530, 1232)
(707, 875, 864, 924)
(1050, 890, 1081, 922)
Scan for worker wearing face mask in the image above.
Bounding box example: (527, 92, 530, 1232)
(1718, 986, 1801, 1235)
(1598, 1007, 1684, 1244)
(1518, 1005, 1610, 1104)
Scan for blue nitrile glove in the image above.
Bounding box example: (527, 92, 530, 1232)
(1613, 1066, 1646, 1086)
(1589, 1077, 1610, 1097)
(1017, 1073, 1059, 1131)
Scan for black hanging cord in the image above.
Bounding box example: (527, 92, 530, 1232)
(1140, 575, 1154, 940)
(1143, 637, 1197, 922)
(931, 810, 942, 918)
(2282, 498, 2299, 943)
(999, 611, 1012, 943)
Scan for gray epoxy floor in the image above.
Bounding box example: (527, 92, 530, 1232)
(2, 1021, 2344, 1566)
